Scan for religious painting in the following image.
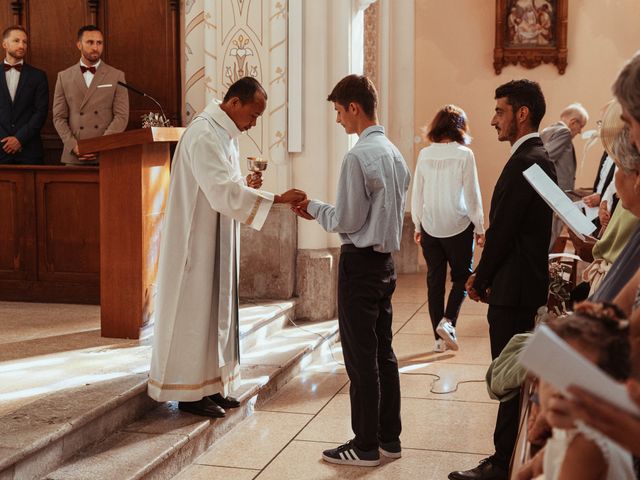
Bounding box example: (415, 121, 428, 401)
(494, 0, 568, 74)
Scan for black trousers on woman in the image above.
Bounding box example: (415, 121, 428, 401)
(419, 223, 474, 339)
(338, 244, 402, 452)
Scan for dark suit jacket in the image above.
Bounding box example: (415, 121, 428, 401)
(0, 63, 49, 164)
(473, 137, 557, 308)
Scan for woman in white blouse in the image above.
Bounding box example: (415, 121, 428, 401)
(412, 105, 485, 353)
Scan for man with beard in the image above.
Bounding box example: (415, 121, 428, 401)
(449, 80, 556, 480)
(53, 25, 129, 165)
(0, 25, 48, 164)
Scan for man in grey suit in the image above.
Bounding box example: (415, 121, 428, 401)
(541, 102, 589, 250)
(53, 25, 129, 165)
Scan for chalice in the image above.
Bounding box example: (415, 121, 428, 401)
(247, 156, 268, 173)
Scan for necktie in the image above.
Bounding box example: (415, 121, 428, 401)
(3, 63, 22, 72)
(80, 65, 96, 74)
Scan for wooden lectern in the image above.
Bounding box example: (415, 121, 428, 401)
(78, 127, 184, 339)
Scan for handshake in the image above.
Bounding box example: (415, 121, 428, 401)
(274, 189, 314, 220)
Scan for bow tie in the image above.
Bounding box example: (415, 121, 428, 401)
(80, 65, 96, 74)
(3, 63, 22, 72)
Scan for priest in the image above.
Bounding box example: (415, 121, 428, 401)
(148, 77, 305, 417)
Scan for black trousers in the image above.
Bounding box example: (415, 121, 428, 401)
(488, 304, 537, 468)
(338, 245, 402, 452)
(419, 223, 474, 339)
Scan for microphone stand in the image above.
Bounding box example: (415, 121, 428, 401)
(117, 81, 170, 126)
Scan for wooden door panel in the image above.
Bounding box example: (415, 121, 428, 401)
(35, 170, 100, 282)
(0, 170, 36, 280)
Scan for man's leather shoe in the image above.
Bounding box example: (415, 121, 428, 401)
(448, 456, 508, 480)
(178, 398, 226, 418)
(209, 393, 240, 409)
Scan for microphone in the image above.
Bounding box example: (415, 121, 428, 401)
(117, 81, 170, 126)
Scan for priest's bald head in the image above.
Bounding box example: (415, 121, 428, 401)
(221, 77, 268, 132)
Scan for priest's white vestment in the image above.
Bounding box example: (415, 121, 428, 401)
(148, 100, 274, 402)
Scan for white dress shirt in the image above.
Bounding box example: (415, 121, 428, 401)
(411, 142, 485, 238)
(80, 59, 101, 88)
(4, 60, 23, 101)
(510, 131, 540, 155)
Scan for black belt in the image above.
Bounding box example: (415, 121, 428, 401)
(340, 244, 390, 255)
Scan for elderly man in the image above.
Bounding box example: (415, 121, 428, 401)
(541, 102, 589, 249)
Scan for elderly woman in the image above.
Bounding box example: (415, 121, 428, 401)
(411, 105, 484, 353)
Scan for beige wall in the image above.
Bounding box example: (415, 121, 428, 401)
(414, 0, 640, 218)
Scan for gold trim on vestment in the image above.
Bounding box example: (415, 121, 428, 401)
(245, 196, 263, 226)
(148, 369, 238, 391)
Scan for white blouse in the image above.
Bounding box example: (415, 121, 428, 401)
(411, 142, 485, 238)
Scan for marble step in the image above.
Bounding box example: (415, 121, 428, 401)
(43, 319, 339, 480)
(0, 299, 301, 480)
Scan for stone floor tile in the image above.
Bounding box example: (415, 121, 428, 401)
(196, 411, 311, 470)
(296, 395, 496, 454)
(174, 464, 258, 480)
(393, 333, 492, 366)
(258, 372, 348, 415)
(256, 440, 487, 480)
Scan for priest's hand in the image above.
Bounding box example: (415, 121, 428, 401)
(274, 189, 307, 205)
(246, 172, 263, 189)
(291, 199, 314, 220)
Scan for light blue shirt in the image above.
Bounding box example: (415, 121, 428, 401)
(307, 125, 411, 253)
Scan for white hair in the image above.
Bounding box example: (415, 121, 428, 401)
(560, 103, 589, 125)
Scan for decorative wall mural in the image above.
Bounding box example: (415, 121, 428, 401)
(183, 0, 288, 163)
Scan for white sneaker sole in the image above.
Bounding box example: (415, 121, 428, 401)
(436, 325, 459, 351)
(322, 454, 380, 467)
(379, 447, 402, 459)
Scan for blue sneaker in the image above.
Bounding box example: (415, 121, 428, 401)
(379, 439, 402, 458)
(322, 440, 380, 467)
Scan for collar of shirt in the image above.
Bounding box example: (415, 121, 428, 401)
(4, 60, 24, 67)
(510, 131, 540, 156)
(205, 99, 242, 140)
(357, 125, 385, 143)
(80, 59, 101, 71)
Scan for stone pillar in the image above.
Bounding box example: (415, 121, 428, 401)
(295, 248, 340, 321)
(239, 205, 297, 299)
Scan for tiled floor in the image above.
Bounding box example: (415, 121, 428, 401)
(175, 273, 497, 479)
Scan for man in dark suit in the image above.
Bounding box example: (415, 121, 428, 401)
(0, 25, 48, 165)
(449, 80, 556, 480)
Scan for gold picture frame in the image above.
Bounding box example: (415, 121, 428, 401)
(494, 0, 568, 75)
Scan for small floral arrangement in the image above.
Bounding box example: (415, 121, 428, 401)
(141, 112, 171, 128)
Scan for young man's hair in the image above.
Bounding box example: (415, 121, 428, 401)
(495, 79, 546, 130)
(327, 74, 377, 119)
(223, 76, 268, 104)
(613, 50, 640, 123)
(77, 25, 102, 41)
(427, 104, 471, 145)
(3, 25, 27, 39)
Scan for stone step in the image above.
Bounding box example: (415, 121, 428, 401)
(0, 299, 307, 480)
(43, 319, 339, 480)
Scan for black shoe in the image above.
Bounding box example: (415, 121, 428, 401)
(209, 393, 240, 409)
(448, 456, 508, 480)
(178, 398, 226, 418)
(322, 440, 380, 467)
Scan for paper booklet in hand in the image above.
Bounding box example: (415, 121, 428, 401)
(519, 325, 640, 416)
(523, 164, 597, 240)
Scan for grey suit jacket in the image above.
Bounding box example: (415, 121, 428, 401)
(52, 61, 129, 165)
(540, 121, 576, 191)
